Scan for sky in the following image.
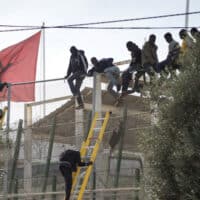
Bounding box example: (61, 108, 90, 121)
(1, 0, 200, 125)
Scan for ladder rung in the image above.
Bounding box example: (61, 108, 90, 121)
(74, 186, 81, 191)
(82, 155, 91, 159)
(85, 146, 95, 149)
(96, 118, 105, 121)
(89, 136, 98, 140)
(93, 127, 101, 130)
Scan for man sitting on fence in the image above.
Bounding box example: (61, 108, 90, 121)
(120, 41, 143, 100)
(157, 32, 181, 78)
(88, 57, 121, 99)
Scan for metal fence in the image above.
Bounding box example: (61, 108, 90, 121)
(0, 71, 149, 199)
(0, 123, 144, 199)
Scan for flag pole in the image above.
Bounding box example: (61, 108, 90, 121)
(3, 83, 11, 198)
(6, 83, 11, 132)
(185, 0, 190, 29)
(42, 22, 46, 117)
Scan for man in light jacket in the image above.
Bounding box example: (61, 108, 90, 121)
(141, 34, 158, 82)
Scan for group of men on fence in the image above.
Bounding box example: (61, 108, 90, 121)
(64, 28, 200, 109)
(0, 28, 199, 109)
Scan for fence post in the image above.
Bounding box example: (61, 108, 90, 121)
(3, 83, 12, 199)
(24, 104, 33, 196)
(133, 168, 140, 200)
(84, 111, 92, 141)
(92, 73, 102, 200)
(41, 116, 56, 199)
(52, 175, 57, 200)
(9, 119, 23, 193)
(105, 149, 112, 188)
(113, 105, 127, 199)
(13, 178, 18, 200)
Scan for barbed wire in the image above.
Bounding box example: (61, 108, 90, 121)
(0, 25, 200, 33)
(0, 11, 199, 32)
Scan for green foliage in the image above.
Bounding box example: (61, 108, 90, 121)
(141, 46, 200, 200)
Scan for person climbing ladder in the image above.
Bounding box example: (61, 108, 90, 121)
(59, 149, 92, 200)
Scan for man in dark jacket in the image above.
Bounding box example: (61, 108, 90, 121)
(89, 57, 121, 99)
(120, 41, 143, 97)
(59, 149, 92, 200)
(88, 57, 114, 74)
(65, 46, 88, 109)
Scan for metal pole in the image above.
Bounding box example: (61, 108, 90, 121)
(13, 178, 18, 200)
(51, 175, 57, 200)
(92, 73, 102, 200)
(133, 169, 140, 200)
(185, 0, 190, 29)
(113, 106, 127, 199)
(105, 149, 112, 187)
(24, 104, 32, 197)
(41, 116, 56, 199)
(92, 164, 96, 200)
(11, 77, 65, 86)
(8, 119, 23, 193)
(0, 187, 140, 199)
(42, 22, 46, 117)
(3, 83, 11, 199)
(92, 73, 102, 116)
(75, 105, 84, 149)
(84, 111, 92, 141)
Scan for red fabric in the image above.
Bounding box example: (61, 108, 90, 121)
(0, 31, 41, 102)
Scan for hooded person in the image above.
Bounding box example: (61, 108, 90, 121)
(59, 149, 93, 200)
(89, 57, 121, 99)
(64, 46, 88, 109)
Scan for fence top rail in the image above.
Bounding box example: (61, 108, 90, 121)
(8, 59, 131, 86)
(10, 77, 65, 86)
(0, 186, 140, 198)
(26, 95, 72, 106)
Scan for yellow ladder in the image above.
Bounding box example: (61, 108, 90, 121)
(71, 112, 99, 193)
(71, 111, 110, 200)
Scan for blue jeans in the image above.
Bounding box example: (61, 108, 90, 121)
(67, 71, 85, 105)
(104, 66, 120, 98)
(67, 72, 85, 96)
(157, 59, 170, 73)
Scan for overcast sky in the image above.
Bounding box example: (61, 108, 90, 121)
(1, 0, 200, 124)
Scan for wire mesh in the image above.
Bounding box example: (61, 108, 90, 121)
(0, 74, 149, 199)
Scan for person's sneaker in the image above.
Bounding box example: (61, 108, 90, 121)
(121, 91, 128, 97)
(75, 104, 84, 110)
(127, 89, 135, 94)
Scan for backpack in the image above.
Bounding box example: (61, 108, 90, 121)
(0, 109, 3, 119)
(0, 83, 4, 92)
(0, 82, 7, 92)
(101, 58, 114, 67)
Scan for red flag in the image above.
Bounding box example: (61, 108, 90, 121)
(0, 31, 41, 102)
